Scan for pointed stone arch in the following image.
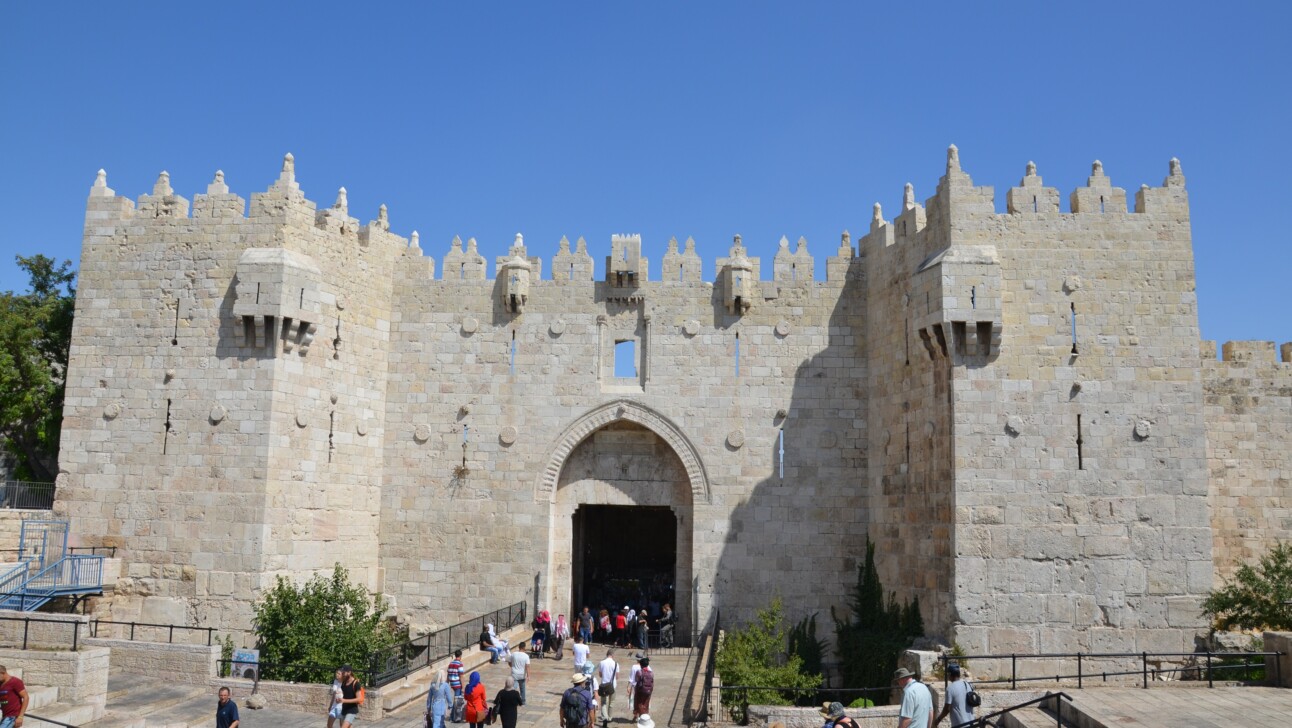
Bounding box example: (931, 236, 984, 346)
(535, 399, 710, 504)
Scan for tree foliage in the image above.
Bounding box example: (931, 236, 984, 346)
(1202, 541, 1292, 631)
(832, 538, 924, 703)
(716, 598, 822, 716)
(253, 564, 404, 682)
(787, 612, 827, 679)
(0, 255, 76, 481)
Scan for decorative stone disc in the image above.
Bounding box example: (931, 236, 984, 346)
(336, 295, 347, 311)
(209, 404, 227, 424)
(295, 408, 310, 428)
(357, 419, 370, 436)
(550, 320, 566, 336)
(329, 392, 339, 405)
(103, 403, 121, 420)
(1005, 416, 1023, 437)
(727, 430, 745, 448)
(1134, 419, 1152, 440)
(413, 424, 432, 443)
(499, 426, 518, 446)
(462, 317, 479, 334)
(683, 320, 700, 337)
(775, 320, 790, 337)
(1063, 275, 1083, 294)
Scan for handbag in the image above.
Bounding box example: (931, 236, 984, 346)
(598, 664, 618, 697)
(486, 704, 498, 725)
(964, 681, 981, 708)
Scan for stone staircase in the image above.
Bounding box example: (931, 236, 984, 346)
(12, 667, 103, 727)
(77, 670, 211, 728)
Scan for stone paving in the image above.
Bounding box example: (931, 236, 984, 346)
(1057, 685, 1292, 728)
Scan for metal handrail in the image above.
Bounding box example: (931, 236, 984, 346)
(68, 546, 117, 557)
(90, 619, 217, 646)
(367, 600, 528, 686)
(0, 480, 56, 510)
(24, 711, 81, 727)
(952, 691, 1074, 728)
(218, 658, 372, 683)
(0, 615, 84, 650)
(940, 649, 1282, 691)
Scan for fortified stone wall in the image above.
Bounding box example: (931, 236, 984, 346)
(1204, 340, 1292, 579)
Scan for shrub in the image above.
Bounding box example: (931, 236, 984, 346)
(716, 598, 822, 721)
(832, 538, 924, 704)
(253, 563, 405, 683)
(1202, 542, 1292, 631)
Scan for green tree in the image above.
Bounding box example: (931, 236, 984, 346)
(832, 538, 924, 703)
(1202, 541, 1292, 631)
(0, 255, 76, 481)
(716, 598, 822, 719)
(253, 564, 405, 683)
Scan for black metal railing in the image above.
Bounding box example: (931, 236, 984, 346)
(940, 650, 1282, 692)
(368, 600, 527, 686)
(953, 691, 1074, 728)
(0, 480, 55, 510)
(695, 609, 720, 724)
(68, 546, 117, 557)
(89, 619, 216, 646)
(718, 685, 890, 725)
(0, 546, 41, 560)
(24, 712, 82, 727)
(0, 615, 84, 650)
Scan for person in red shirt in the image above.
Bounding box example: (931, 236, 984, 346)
(614, 609, 628, 647)
(0, 665, 29, 728)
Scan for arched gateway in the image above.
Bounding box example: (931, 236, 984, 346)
(537, 400, 708, 644)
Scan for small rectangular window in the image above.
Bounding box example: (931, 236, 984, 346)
(614, 340, 637, 378)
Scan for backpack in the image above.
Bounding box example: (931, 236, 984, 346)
(562, 687, 589, 726)
(964, 681, 981, 708)
(637, 668, 654, 697)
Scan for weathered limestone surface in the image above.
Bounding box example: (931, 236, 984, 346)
(53, 149, 1292, 658)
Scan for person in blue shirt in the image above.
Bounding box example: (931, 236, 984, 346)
(216, 687, 240, 728)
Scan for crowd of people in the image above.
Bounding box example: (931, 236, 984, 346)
(569, 604, 676, 649)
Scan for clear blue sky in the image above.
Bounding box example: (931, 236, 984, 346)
(2, 2, 1288, 345)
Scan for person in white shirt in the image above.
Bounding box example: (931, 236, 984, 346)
(572, 635, 592, 673)
(594, 648, 619, 727)
(894, 668, 933, 728)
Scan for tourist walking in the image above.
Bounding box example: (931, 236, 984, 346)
(327, 668, 344, 728)
(337, 664, 364, 728)
(214, 686, 238, 728)
(507, 645, 531, 703)
(578, 607, 594, 644)
(635, 609, 649, 649)
(426, 669, 453, 728)
(598, 610, 611, 643)
(493, 676, 524, 728)
(448, 650, 465, 696)
(572, 634, 592, 675)
(933, 663, 973, 728)
(658, 605, 675, 648)
(553, 613, 571, 657)
(820, 701, 859, 728)
(614, 608, 628, 646)
(464, 671, 488, 728)
(893, 668, 933, 728)
(595, 648, 619, 727)
(0, 666, 29, 728)
(631, 655, 654, 720)
(560, 673, 596, 728)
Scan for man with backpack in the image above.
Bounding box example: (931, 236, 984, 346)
(933, 663, 975, 727)
(630, 654, 654, 720)
(560, 673, 595, 728)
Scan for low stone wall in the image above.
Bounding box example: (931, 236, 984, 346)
(1264, 631, 1292, 687)
(215, 674, 367, 719)
(85, 637, 218, 685)
(745, 689, 1047, 728)
(0, 610, 89, 650)
(0, 645, 110, 708)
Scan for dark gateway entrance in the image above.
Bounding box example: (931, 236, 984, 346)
(572, 505, 677, 622)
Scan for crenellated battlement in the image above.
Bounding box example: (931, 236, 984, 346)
(1203, 340, 1292, 365)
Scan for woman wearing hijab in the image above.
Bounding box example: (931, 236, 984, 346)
(425, 669, 453, 728)
(493, 676, 524, 728)
(487, 623, 511, 657)
(552, 613, 570, 657)
(464, 671, 488, 728)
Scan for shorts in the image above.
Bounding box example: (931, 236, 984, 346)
(341, 712, 359, 725)
(330, 703, 343, 718)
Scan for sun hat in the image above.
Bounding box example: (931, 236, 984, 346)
(893, 667, 917, 681)
(637, 715, 655, 728)
(819, 702, 846, 719)
(572, 673, 588, 684)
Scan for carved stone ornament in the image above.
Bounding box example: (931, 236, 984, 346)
(499, 426, 518, 446)
(209, 404, 227, 424)
(1005, 416, 1023, 437)
(295, 408, 310, 428)
(1134, 419, 1152, 440)
(413, 424, 432, 443)
(550, 320, 566, 336)
(329, 392, 339, 405)
(357, 419, 370, 436)
(336, 295, 347, 311)
(462, 317, 479, 334)
(683, 320, 700, 337)
(1063, 276, 1083, 294)
(727, 430, 745, 448)
(775, 320, 791, 337)
(103, 403, 121, 420)
(924, 421, 935, 438)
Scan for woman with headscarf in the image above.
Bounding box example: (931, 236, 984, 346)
(493, 676, 524, 728)
(425, 669, 453, 728)
(464, 671, 488, 728)
(487, 622, 511, 657)
(552, 613, 570, 657)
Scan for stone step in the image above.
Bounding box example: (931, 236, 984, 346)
(382, 624, 530, 713)
(27, 699, 102, 727)
(26, 684, 60, 710)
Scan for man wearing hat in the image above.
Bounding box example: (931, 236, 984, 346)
(819, 701, 858, 728)
(560, 673, 596, 728)
(933, 663, 972, 727)
(893, 668, 933, 728)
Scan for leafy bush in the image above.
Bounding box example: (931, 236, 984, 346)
(847, 697, 874, 709)
(1202, 542, 1292, 631)
(788, 613, 826, 678)
(218, 634, 235, 678)
(716, 598, 822, 721)
(253, 564, 405, 683)
(832, 538, 924, 704)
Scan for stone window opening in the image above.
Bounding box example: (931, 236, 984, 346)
(791, 262, 797, 282)
(971, 285, 976, 309)
(460, 262, 465, 280)
(171, 299, 180, 345)
(1033, 195, 1038, 213)
(255, 282, 261, 304)
(163, 398, 173, 454)
(1100, 195, 1105, 214)
(614, 339, 637, 378)
(778, 428, 785, 480)
(1070, 302, 1079, 355)
(328, 410, 335, 463)
(734, 332, 741, 376)
(679, 264, 684, 282)
(1076, 413, 1085, 470)
(510, 330, 517, 375)
(333, 318, 342, 360)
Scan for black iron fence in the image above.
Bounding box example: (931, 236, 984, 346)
(0, 615, 85, 650)
(69, 546, 117, 557)
(367, 600, 527, 686)
(89, 619, 216, 646)
(953, 691, 1074, 728)
(0, 480, 55, 510)
(940, 650, 1282, 692)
